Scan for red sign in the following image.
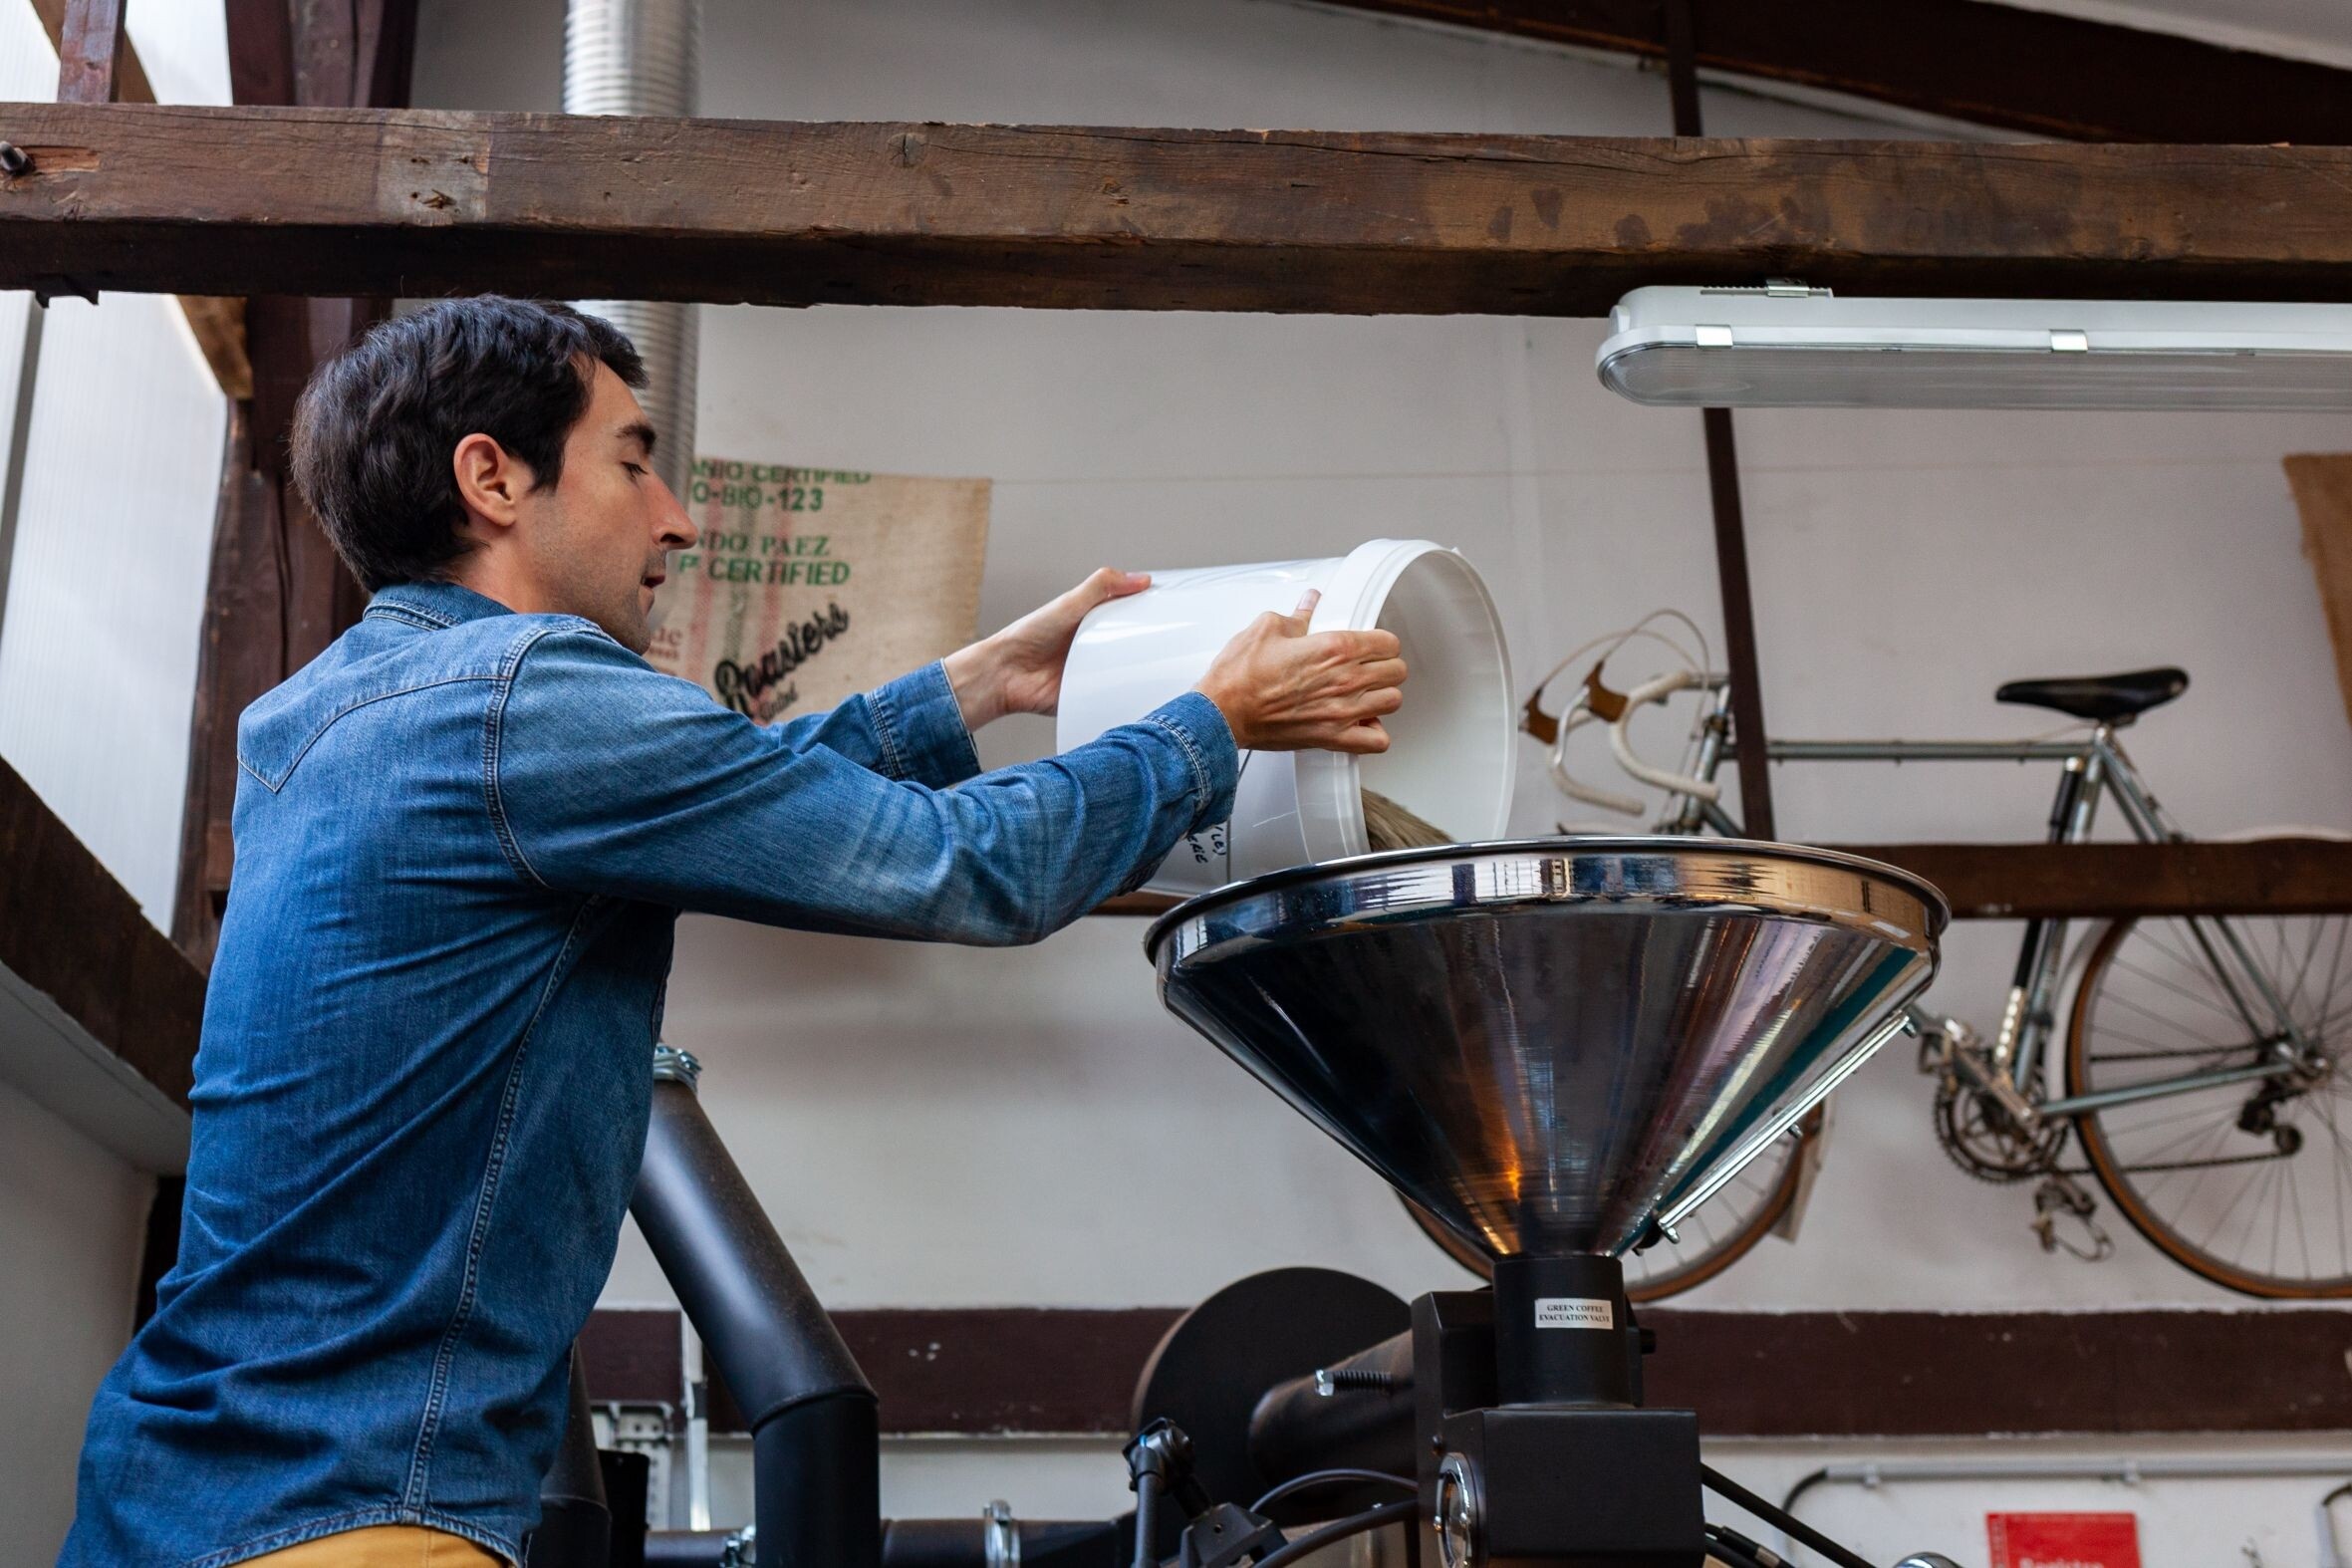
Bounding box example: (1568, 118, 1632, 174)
(1987, 1513, 2141, 1568)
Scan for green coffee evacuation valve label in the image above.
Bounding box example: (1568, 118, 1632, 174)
(1534, 1297, 1614, 1330)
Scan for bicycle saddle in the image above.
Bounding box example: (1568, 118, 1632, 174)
(1995, 666, 2188, 722)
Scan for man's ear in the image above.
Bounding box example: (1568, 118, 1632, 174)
(452, 432, 534, 537)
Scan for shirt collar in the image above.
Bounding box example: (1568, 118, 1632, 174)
(364, 580, 518, 631)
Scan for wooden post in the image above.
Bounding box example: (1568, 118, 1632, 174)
(169, 3, 414, 967)
(55, 0, 125, 106)
(1666, 0, 1776, 839)
(2285, 454, 2352, 736)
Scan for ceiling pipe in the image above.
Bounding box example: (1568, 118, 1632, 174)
(565, 0, 700, 498)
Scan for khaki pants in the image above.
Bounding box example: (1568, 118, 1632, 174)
(243, 1526, 507, 1566)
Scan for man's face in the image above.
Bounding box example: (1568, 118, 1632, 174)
(517, 361, 697, 653)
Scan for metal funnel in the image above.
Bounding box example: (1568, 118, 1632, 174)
(1149, 840, 1945, 1260)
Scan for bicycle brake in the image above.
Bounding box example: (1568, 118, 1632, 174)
(2030, 1175, 2113, 1262)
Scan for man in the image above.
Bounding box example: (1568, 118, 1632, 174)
(62, 297, 1406, 1567)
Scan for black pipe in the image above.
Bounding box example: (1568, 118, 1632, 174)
(525, 1349, 613, 1567)
(642, 1531, 734, 1566)
(633, 1067, 880, 1568)
(1247, 1331, 1416, 1483)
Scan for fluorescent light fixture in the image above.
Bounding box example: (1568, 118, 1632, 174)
(1596, 285, 2352, 410)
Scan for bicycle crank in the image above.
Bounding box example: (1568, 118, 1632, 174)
(1930, 1020, 2066, 1182)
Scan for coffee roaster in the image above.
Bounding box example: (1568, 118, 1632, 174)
(556, 839, 1956, 1568)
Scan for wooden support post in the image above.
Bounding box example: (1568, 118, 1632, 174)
(1666, 0, 1775, 839)
(28, 0, 252, 396)
(2286, 454, 2352, 736)
(55, 0, 125, 105)
(169, 3, 413, 968)
(1700, 406, 1774, 839)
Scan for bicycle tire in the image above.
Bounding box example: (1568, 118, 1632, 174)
(1397, 1119, 1811, 1303)
(2066, 914, 2352, 1299)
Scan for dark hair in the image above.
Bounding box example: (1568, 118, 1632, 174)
(290, 296, 647, 592)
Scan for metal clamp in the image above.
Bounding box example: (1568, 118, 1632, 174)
(983, 1499, 1021, 1568)
(719, 1524, 755, 1567)
(1434, 1453, 1483, 1568)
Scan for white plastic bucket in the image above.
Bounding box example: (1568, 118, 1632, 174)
(1056, 539, 1515, 897)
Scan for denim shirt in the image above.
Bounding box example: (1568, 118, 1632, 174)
(63, 581, 1235, 1567)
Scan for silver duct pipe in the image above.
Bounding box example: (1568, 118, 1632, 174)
(565, 0, 700, 498)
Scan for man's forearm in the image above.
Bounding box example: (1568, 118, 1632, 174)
(942, 634, 1014, 731)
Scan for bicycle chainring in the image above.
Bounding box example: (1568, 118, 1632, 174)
(1933, 1078, 2066, 1182)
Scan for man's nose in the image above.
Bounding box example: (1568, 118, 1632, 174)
(655, 477, 698, 549)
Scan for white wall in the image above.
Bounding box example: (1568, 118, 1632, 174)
(0, 1078, 151, 1565)
(410, 0, 2352, 1553)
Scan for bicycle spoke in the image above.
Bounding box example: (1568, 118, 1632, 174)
(2097, 986, 2236, 1047)
(2106, 1101, 2249, 1156)
(2316, 918, 2349, 1034)
(2111, 954, 2261, 1029)
(2075, 914, 2352, 1293)
(2283, 916, 2330, 1019)
(2195, 1156, 2268, 1256)
(2137, 921, 2215, 980)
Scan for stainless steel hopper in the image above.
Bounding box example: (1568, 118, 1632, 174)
(1149, 839, 1946, 1263)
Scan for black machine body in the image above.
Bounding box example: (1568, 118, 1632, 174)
(1412, 1257, 1703, 1568)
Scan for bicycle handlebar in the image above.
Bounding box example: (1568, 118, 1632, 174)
(1610, 669, 1723, 803)
(1548, 701, 1647, 818)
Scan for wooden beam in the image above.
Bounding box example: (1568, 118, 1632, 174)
(1845, 840, 2352, 919)
(4, 108, 2352, 313)
(580, 1304, 2352, 1437)
(1097, 840, 2352, 920)
(0, 756, 202, 1118)
(2286, 455, 2352, 736)
(27, 0, 252, 397)
(1315, 0, 2352, 144)
(55, 0, 126, 106)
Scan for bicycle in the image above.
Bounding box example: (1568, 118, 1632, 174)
(1421, 612, 2351, 1301)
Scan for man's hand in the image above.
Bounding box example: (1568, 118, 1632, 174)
(944, 568, 1152, 730)
(1195, 591, 1407, 753)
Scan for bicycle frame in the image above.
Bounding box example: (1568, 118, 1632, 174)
(1658, 680, 2312, 1123)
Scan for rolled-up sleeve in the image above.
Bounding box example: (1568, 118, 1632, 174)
(488, 627, 1234, 944)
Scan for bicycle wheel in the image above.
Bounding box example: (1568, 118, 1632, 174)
(1398, 1119, 1811, 1303)
(2066, 914, 2352, 1298)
